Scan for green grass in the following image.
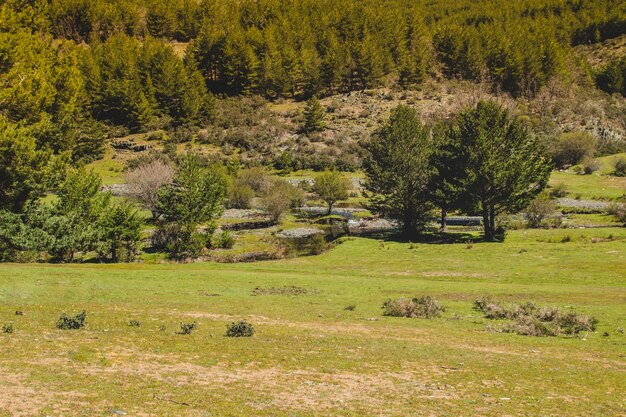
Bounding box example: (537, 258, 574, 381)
(549, 170, 626, 201)
(85, 149, 125, 185)
(1, 227, 625, 416)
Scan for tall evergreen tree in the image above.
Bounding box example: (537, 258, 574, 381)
(448, 101, 552, 241)
(362, 105, 434, 237)
(303, 96, 326, 134)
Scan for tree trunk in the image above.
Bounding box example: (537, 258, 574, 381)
(440, 208, 447, 232)
(482, 206, 494, 242)
(489, 206, 496, 240)
(327, 202, 333, 216)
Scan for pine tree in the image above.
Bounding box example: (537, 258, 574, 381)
(447, 101, 552, 241)
(303, 96, 325, 134)
(362, 105, 434, 237)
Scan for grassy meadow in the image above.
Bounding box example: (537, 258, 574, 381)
(1, 227, 625, 417)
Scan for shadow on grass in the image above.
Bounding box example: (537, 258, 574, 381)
(354, 230, 492, 244)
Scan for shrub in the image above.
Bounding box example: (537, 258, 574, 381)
(177, 321, 197, 335)
(2, 323, 14, 333)
(382, 296, 444, 318)
(607, 203, 626, 223)
(582, 158, 600, 175)
(477, 298, 597, 337)
(525, 193, 557, 228)
(503, 315, 556, 337)
(226, 180, 255, 209)
(128, 320, 142, 327)
(551, 131, 596, 168)
(226, 320, 254, 337)
(613, 158, 626, 177)
(213, 231, 235, 249)
(56, 310, 87, 330)
(554, 312, 597, 335)
(548, 182, 568, 198)
(260, 179, 304, 222)
(344, 305, 356, 311)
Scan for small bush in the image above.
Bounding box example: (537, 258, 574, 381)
(344, 304, 356, 311)
(554, 312, 597, 335)
(582, 158, 600, 175)
(477, 298, 597, 337)
(226, 180, 255, 209)
(213, 231, 235, 249)
(525, 193, 557, 228)
(607, 203, 626, 223)
(177, 322, 197, 335)
(2, 323, 14, 333)
(613, 158, 626, 177)
(56, 310, 86, 330)
(503, 315, 556, 337)
(226, 320, 254, 337)
(549, 182, 568, 198)
(128, 320, 142, 327)
(382, 296, 444, 318)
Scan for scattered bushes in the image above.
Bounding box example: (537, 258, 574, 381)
(382, 296, 444, 318)
(56, 310, 87, 330)
(475, 298, 596, 337)
(226, 320, 254, 337)
(177, 322, 198, 335)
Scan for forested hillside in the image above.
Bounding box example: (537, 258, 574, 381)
(1, 0, 625, 190)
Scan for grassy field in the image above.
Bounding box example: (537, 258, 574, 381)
(0, 227, 625, 417)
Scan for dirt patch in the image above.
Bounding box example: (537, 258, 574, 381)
(0, 367, 90, 417)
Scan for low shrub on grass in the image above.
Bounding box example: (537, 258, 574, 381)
(382, 296, 444, 318)
(554, 312, 597, 335)
(344, 304, 356, 311)
(476, 298, 596, 337)
(226, 320, 254, 337)
(252, 286, 310, 296)
(56, 310, 86, 330)
(128, 320, 142, 327)
(2, 323, 14, 333)
(473, 297, 511, 319)
(503, 315, 556, 337)
(177, 322, 197, 335)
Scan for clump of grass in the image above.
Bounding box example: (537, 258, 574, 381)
(177, 322, 197, 335)
(2, 323, 14, 334)
(252, 286, 311, 296)
(56, 310, 86, 330)
(344, 304, 356, 311)
(382, 295, 444, 318)
(475, 297, 596, 337)
(226, 320, 254, 337)
(128, 320, 142, 327)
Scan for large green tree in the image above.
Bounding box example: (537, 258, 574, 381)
(448, 101, 552, 241)
(362, 105, 434, 237)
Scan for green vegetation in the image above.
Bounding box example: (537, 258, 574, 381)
(0, 227, 624, 415)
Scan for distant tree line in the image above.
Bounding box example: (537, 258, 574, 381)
(3, 0, 625, 100)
